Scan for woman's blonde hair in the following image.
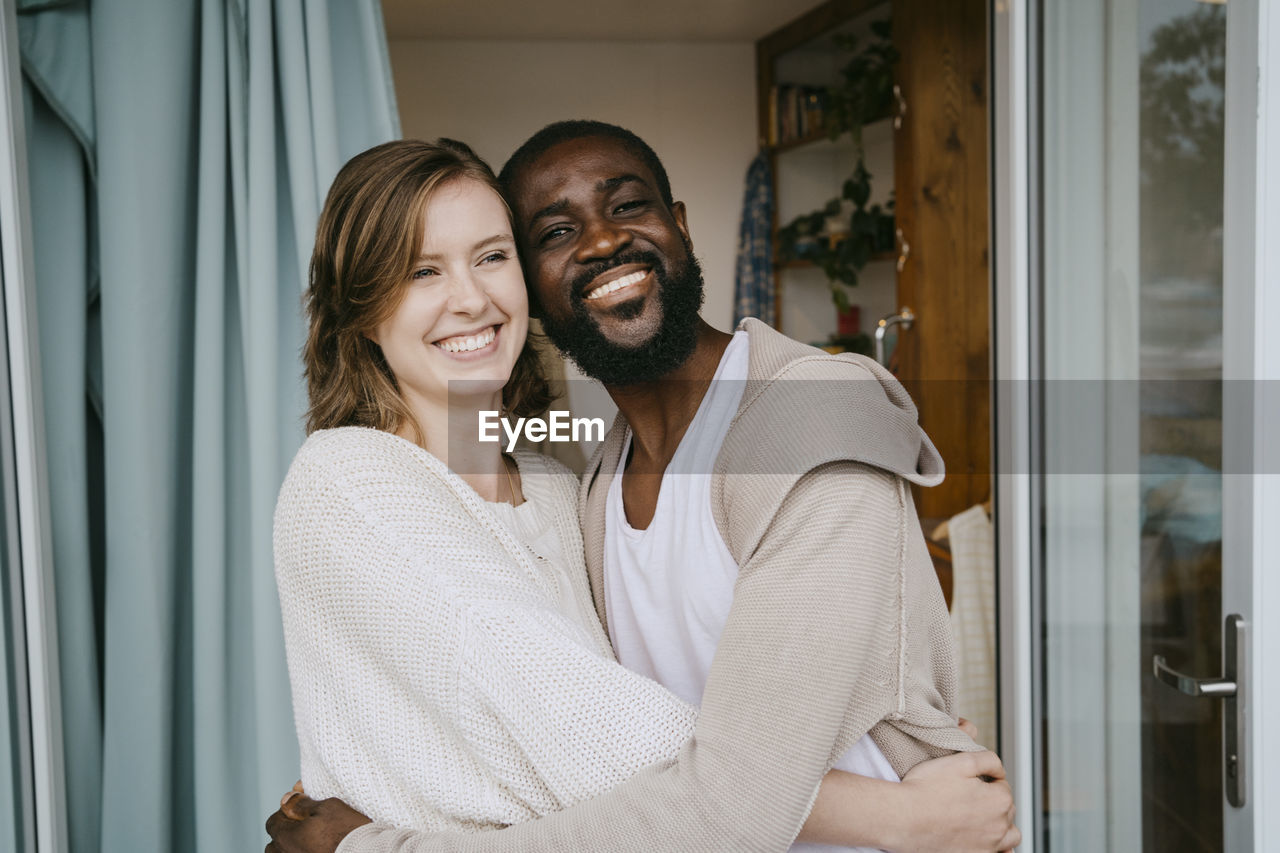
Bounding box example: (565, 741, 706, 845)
(304, 138, 550, 440)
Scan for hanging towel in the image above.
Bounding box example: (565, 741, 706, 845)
(733, 152, 775, 327)
(947, 503, 998, 748)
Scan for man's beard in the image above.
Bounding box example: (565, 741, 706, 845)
(539, 247, 705, 386)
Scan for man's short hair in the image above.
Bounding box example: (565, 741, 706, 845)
(498, 120, 675, 208)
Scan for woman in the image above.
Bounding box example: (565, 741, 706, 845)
(274, 139, 1017, 850)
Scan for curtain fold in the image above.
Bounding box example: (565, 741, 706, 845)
(23, 81, 102, 853)
(19, 1, 399, 849)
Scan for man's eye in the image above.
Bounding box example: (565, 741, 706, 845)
(539, 225, 571, 245)
(614, 200, 646, 214)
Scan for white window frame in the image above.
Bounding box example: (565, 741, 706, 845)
(1222, 0, 1280, 847)
(991, 0, 1037, 848)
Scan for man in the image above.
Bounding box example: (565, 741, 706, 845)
(266, 121, 1019, 853)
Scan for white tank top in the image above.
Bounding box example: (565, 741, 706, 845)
(602, 331, 897, 853)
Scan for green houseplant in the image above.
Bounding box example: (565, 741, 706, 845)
(774, 20, 898, 343)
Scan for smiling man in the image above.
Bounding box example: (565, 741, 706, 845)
(265, 122, 1019, 853)
(505, 130, 709, 390)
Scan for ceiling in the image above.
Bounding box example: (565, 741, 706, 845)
(380, 0, 829, 41)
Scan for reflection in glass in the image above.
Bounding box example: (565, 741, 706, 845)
(1040, 0, 1226, 850)
(1137, 3, 1224, 851)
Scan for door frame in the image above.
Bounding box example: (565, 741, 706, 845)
(991, 0, 1280, 849)
(990, 0, 1038, 847)
(1220, 0, 1280, 847)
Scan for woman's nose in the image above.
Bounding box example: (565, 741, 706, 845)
(447, 272, 490, 315)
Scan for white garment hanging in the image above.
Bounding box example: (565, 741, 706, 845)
(946, 503, 997, 748)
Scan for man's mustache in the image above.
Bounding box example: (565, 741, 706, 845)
(569, 250, 665, 302)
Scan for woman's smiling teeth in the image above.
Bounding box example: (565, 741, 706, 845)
(585, 269, 647, 301)
(435, 326, 496, 353)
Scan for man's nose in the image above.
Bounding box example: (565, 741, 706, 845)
(574, 217, 632, 263)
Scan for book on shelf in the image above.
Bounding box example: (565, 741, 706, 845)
(768, 84, 827, 147)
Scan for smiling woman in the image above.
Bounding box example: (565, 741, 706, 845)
(366, 179, 529, 443)
(303, 139, 549, 454)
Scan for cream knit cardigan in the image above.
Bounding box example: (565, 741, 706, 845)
(274, 427, 696, 832)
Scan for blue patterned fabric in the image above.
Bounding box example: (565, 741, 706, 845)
(733, 152, 776, 327)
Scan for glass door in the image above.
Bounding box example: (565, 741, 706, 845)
(1034, 0, 1261, 849)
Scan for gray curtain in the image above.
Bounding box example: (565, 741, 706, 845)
(18, 1, 399, 849)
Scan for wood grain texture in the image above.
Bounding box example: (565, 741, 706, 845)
(892, 0, 991, 520)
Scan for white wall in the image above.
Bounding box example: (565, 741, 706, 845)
(387, 39, 758, 331)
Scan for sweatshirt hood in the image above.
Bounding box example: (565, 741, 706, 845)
(733, 318, 945, 486)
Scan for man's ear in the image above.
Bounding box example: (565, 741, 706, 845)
(669, 200, 693, 251)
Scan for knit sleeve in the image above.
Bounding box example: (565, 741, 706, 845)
(337, 461, 942, 853)
(275, 440, 478, 828)
(453, 597, 696, 813)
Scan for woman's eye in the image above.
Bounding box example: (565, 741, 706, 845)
(481, 251, 508, 265)
(410, 267, 437, 280)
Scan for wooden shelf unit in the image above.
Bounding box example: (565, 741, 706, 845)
(755, 0, 896, 346)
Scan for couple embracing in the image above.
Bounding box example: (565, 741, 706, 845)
(266, 121, 1020, 853)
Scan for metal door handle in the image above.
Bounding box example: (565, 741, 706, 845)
(893, 84, 907, 130)
(1151, 614, 1246, 807)
(874, 306, 915, 366)
(1152, 656, 1235, 697)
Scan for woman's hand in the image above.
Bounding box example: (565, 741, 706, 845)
(890, 750, 1020, 852)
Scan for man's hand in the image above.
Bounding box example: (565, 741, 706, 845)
(891, 750, 1021, 853)
(265, 785, 371, 853)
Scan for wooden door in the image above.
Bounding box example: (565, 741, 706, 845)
(892, 0, 990, 522)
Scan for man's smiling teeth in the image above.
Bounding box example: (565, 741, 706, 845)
(585, 269, 647, 300)
(435, 327, 495, 353)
